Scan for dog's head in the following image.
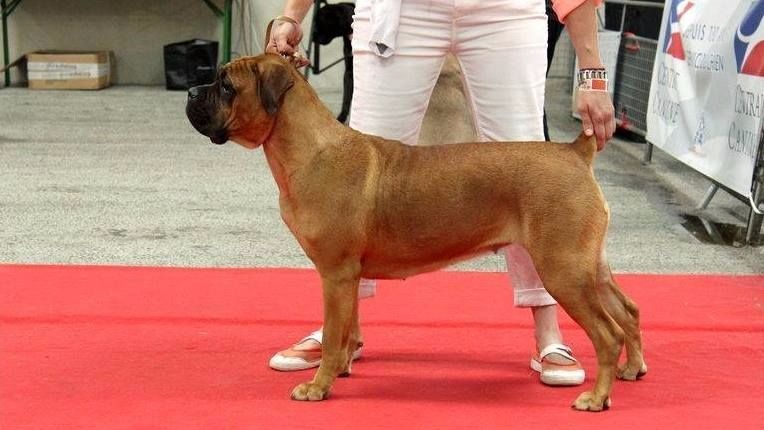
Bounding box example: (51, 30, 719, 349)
(185, 54, 295, 149)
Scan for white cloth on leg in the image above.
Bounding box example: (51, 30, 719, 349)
(359, 278, 377, 299)
(368, 0, 402, 57)
(505, 245, 557, 307)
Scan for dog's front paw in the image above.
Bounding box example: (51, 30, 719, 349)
(291, 382, 330, 401)
(572, 391, 611, 412)
(617, 361, 648, 381)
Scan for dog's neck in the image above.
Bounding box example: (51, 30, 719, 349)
(262, 75, 347, 196)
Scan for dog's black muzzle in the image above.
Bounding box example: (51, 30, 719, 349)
(186, 84, 228, 145)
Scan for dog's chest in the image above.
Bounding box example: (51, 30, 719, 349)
(278, 196, 301, 238)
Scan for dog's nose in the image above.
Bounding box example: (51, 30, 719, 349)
(188, 86, 201, 100)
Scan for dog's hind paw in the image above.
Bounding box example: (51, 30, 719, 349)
(617, 361, 648, 381)
(572, 391, 611, 412)
(291, 382, 330, 401)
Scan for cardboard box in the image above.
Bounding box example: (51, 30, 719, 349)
(26, 51, 111, 90)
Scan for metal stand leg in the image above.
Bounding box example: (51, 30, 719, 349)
(222, 0, 232, 63)
(746, 134, 764, 245)
(642, 142, 653, 165)
(304, 0, 320, 80)
(746, 210, 763, 246)
(746, 178, 763, 246)
(202, 0, 232, 64)
(697, 183, 719, 210)
(2, 0, 10, 87)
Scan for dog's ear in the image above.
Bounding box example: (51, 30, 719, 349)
(256, 59, 295, 116)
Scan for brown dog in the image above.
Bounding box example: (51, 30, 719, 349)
(185, 54, 647, 411)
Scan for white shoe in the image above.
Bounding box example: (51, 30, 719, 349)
(268, 329, 363, 372)
(530, 343, 585, 386)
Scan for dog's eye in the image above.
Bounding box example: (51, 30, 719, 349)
(221, 82, 235, 96)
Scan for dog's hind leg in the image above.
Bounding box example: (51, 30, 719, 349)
(596, 250, 647, 381)
(291, 264, 360, 401)
(339, 293, 362, 377)
(530, 246, 624, 412)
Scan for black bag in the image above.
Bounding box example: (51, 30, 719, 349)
(313, 1, 354, 45)
(311, 1, 355, 122)
(163, 39, 218, 90)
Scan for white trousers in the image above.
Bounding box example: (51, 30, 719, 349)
(352, 0, 556, 307)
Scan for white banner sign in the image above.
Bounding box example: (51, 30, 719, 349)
(647, 0, 764, 198)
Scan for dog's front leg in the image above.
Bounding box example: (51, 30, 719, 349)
(291, 267, 359, 401)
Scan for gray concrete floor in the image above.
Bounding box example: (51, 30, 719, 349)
(0, 79, 762, 274)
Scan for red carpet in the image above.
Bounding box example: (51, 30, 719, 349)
(1, 265, 763, 429)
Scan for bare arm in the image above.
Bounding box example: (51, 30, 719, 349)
(281, 0, 314, 23)
(565, 1, 604, 69)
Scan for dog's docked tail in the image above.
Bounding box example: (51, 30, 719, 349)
(570, 132, 597, 164)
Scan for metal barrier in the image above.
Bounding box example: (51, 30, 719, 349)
(613, 36, 657, 135)
(600, 0, 763, 245)
(605, 0, 664, 136)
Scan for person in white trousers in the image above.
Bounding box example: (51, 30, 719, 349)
(266, 0, 615, 386)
